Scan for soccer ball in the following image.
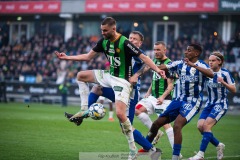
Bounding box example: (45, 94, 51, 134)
(89, 103, 106, 120)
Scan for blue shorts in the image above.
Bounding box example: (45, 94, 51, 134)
(199, 103, 227, 122)
(128, 88, 140, 124)
(160, 99, 202, 123)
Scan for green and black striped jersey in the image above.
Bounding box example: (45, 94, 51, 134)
(152, 58, 173, 100)
(93, 34, 142, 81)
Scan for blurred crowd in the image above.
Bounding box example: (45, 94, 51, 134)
(0, 30, 240, 90)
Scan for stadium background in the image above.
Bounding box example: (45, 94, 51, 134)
(0, 0, 239, 107)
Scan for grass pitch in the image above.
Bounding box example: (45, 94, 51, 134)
(0, 102, 240, 160)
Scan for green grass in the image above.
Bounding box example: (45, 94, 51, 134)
(0, 102, 240, 160)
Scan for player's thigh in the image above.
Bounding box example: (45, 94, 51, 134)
(93, 70, 111, 87)
(155, 100, 172, 115)
(110, 76, 132, 106)
(199, 104, 212, 123)
(180, 99, 202, 123)
(77, 70, 96, 83)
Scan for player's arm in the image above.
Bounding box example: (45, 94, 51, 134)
(158, 64, 168, 70)
(55, 49, 97, 61)
(157, 78, 174, 105)
(129, 64, 150, 85)
(135, 64, 151, 77)
(124, 40, 166, 78)
(55, 38, 104, 62)
(184, 58, 214, 78)
(217, 77, 236, 93)
(145, 83, 152, 98)
(138, 54, 166, 79)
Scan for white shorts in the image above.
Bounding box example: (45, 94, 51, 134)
(137, 95, 171, 115)
(93, 70, 132, 106)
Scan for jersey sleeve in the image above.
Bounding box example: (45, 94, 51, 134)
(92, 38, 104, 53)
(197, 60, 210, 69)
(165, 61, 174, 78)
(166, 60, 183, 73)
(224, 70, 235, 85)
(124, 40, 142, 57)
(133, 49, 145, 64)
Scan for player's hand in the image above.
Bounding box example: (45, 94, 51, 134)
(129, 74, 138, 85)
(184, 58, 195, 67)
(158, 70, 166, 79)
(217, 77, 224, 83)
(55, 51, 67, 59)
(157, 97, 164, 105)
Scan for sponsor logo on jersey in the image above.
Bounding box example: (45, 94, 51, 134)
(106, 55, 121, 67)
(127, 43, 138, 54)
(206, 81, 223, 88)
(180, 75, 199, 82)
(109, 48, 115, 54)
(113, 86, 123, 92)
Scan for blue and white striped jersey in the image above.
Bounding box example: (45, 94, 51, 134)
(173, 79, 180, 99)
(132, 49, 145, 90)
(205, 68, 235, 109)
(166, 60, 210, 101)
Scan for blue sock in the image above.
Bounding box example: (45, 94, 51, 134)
(133, 129, 152, 150)
(88, 92, 99, 108)
(173, 144, 181, 156)
(200, 132, 213, 152)
(210, 135, 219, 147)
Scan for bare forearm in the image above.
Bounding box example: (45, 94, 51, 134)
(140, 54, 159, 72)
(161, 83, 174, 99)
(64, 54, 90, 61)
(221, 81, 236, 93)
(158, 64, 168, 70)
(135, 64, 150, 77)
(194, 65, 214, 78)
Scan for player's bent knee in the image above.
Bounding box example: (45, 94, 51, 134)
(77, 70, 94, 82)
(135, 103, 143, 110)
(197, 124, 203, 131)
(135, 104, 143, 116)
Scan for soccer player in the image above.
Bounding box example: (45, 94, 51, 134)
(55, 17, 165, 159)
(66, 30, 163, 158)
(86, 31, 147, 125)
(145, 43, 214, 160)
(133, 41, 175, 148)
(189, 51, 236, 160)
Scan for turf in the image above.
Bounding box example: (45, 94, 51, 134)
(0, 102, 240, 160)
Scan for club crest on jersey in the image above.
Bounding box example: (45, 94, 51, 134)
(116, 48, 120, 53)
(190, 68, 196, 75)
